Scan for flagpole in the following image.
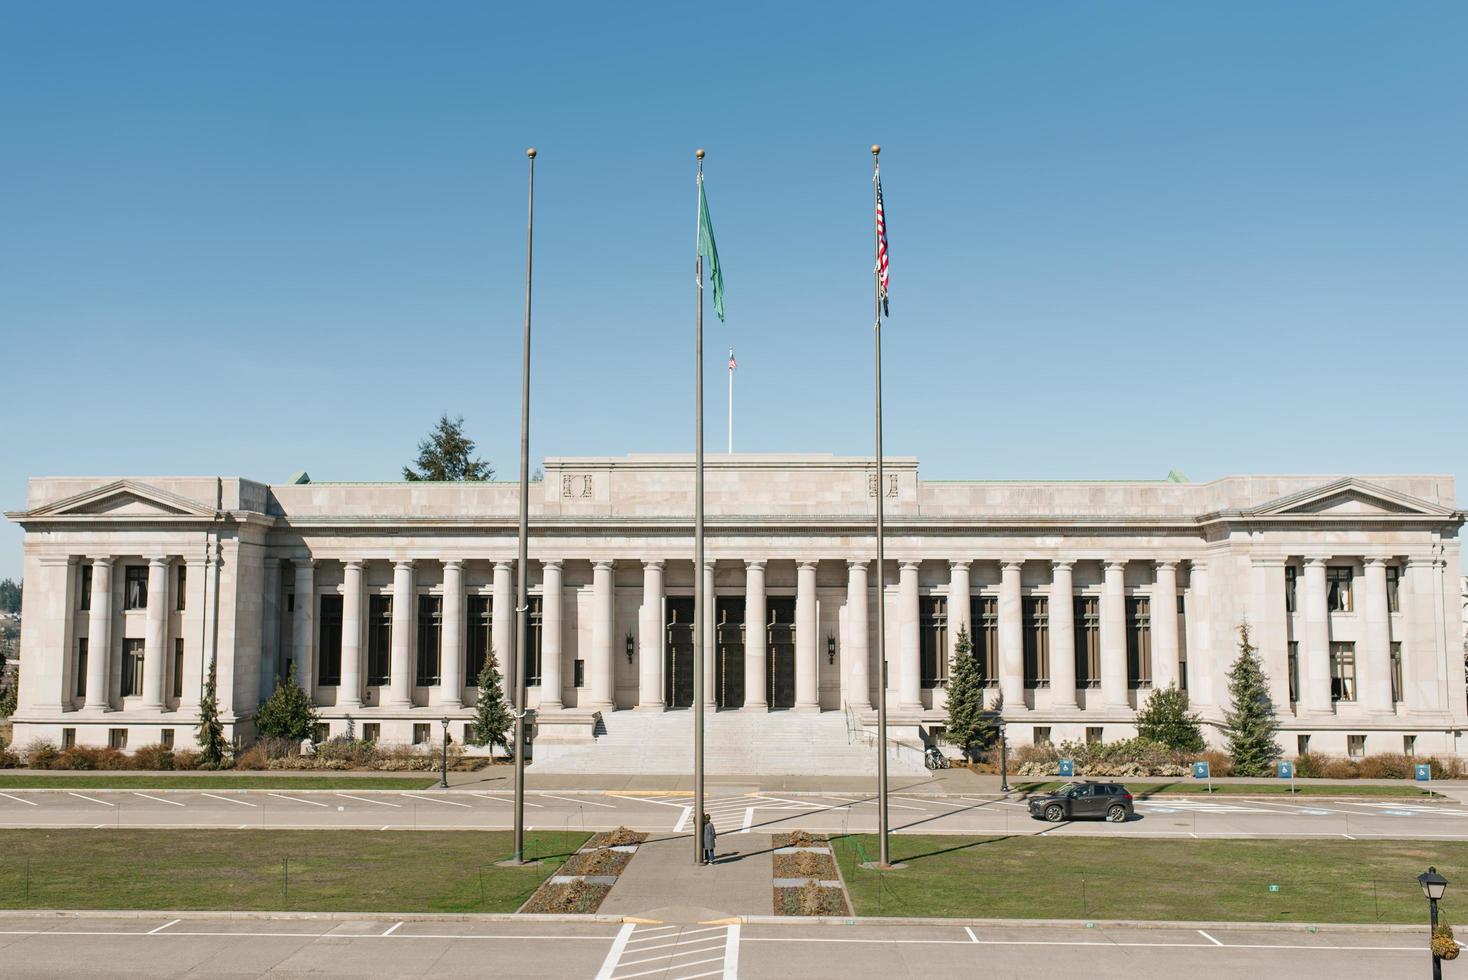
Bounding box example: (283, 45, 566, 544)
(693, 148, 707, 866)
(728, 348, 734, 454)
(872, 143, 891, 869)
(512, 147, 535, 865)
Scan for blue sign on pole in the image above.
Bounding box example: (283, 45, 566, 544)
(1278, 761, 1293, 779)
(1058, 759, 1074, 778)
(1192, 761, 1210, 779)
(1416, 763, 1432, 782)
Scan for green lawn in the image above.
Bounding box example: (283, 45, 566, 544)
(0, 829, 587, 912)
(835, 834, 1467, 923)
(1014, 780, 1441, 798)
(0, 774, 440, 790)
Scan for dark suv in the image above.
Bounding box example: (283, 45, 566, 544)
(1027, 782, 1134, 823)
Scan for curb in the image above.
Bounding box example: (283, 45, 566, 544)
(736, 914, 1426, 933)
(0, 909, 626, 923)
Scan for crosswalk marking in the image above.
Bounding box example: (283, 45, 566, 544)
(600, 923, 740, 980)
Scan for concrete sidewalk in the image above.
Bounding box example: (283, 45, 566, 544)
(599, 832, 774, 922)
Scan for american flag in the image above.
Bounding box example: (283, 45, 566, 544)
(875, 169, 890, 317)
(728, 349, 737, 371)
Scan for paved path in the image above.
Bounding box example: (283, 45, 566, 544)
(601, 833, 773, 921)
(2, 786, 1467, 840)
(0, 913, 1429, 979)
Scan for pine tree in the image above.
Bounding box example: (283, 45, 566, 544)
(254, 675, 320, 742)
(403, 415, 493, 482)
(942, 627, 996, 762)
(1222, 622, 1281, 775)
(1135, 684, 1205, 752)
(196, 654, 229, 769)
(469, 645, 513, 753)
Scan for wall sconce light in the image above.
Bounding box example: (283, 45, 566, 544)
(827, 632, 837, 665)
(625, 632, 635, 664)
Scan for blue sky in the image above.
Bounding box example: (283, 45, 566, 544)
(1, 1, 1465, 581)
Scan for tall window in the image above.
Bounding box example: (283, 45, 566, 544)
(1176, 593, 1188, 690)
(417, 594, 442, 685)
(971, 596, 999, 688)
(75, 638, 88, 698)
(1075, 596, 1101, 689)
(1330, 642, 1357, 702)
(172, 637, 184, 699)
(1385, 565, 1401, 613)
(79, 564, 92, 610)
(1390, 641, 1403, 704)
(524, 596, 544, 687)
(367, 594, 392, 686)
(122, 638, 144, 697)
(1022, 596, 1049, 688)
(124, 566, 148, 610)
(1126, 596, 1151, 689)
(466, 595, 491, 684)
(1326, 567, 1353, 612)
(318, 594, 344, 686)
(176, 564, 187, 611)
(919, 596, 948, 688)
(1287, 641, 1299, 704)
(1284, 565, 1297, 614)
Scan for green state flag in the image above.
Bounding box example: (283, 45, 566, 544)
(696, 176, 725, 322)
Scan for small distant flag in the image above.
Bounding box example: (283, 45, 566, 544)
(728, 348, 737, 371)
(875, 167, 890, 317)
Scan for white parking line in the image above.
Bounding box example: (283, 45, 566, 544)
(539, 793, 618, 808)
(1197, 929, 1224, 946)
(595, 922, 636, 980)
(739, 807, 754, 833)
(405, 794, 473, 808)
(381, 921, 403, 936)
(336, 793, 402, 808)
(0, 793, 39, 806)
(722, 924, 739, 979)
(964, 926, 978, 943)
(674, 806, 693, 832)
(148, 919, 182, 935)
(471, 793, 543, 807)
(133, 793, 186, 807)
(67, 793, 114, 807)
(267, 793, 328, 808)
(200, 793, 256, 807)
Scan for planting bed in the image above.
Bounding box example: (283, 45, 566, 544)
(520, 827, 647, 914)
(771, 830, 851, 917)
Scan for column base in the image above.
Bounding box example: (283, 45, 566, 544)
(741, 701, 768, 711)
(635, 702, 666, 711)
(793, 704, 820, 713)
(538, 700, 563, 712)
(436, 698, 464, 710)
(897, 701, 924, 713)
(384, 699, 413, 709)
(846, 701, 872, 713)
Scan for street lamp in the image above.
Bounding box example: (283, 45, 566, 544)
(1420, 866, 1449, 979)
(439, 716, 451, 790)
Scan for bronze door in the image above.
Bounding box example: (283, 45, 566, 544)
(665, 596, 695, 708)
(767, 596, 796, 709)
(715, 597, 745, 709)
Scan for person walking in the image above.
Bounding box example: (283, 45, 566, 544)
(702, 812, 717, 865)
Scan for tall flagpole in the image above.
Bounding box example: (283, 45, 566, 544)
(693, 148, 707, 865)
(872, 143, 891, 869)
(728, 348, 734, 454)
(512, 146, 535, 865)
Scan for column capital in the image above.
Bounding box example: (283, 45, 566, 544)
(797, 559, 820, 571)
(948, 559, 972, 571)
(1404, 555, 1436, 569)
(595, 559, 617, 572)
(1103, 559, 1127, 572)
(846, 559, 869, 571)
(1154, 559, 1179, 573)
(1363, 556, 1389, 568)
(700, 559, 715, 571)
(147, 555, 170, 567)
(1303, 555, 1332, 567)
(87, 555, 116, 567)
(37, 555, 76, 567)
(1050, 559, 1075, 572)
(1001, 560, 1024, 573)
(494, 560, 515, 572)
(540, 559, 563, 572)
(342, 559, 364, 572)
(899, 559, 922, 572)
(441, 559, 464, 571)
(393, 559, 416, 572)
(744, 559, 765, 571)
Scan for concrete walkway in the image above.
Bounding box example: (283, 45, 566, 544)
(600, 832, 774, 922)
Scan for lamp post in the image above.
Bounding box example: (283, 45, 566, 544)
(1419, 866, 1448, 979)
(439, 716, 450, 790)
(998, 715, 1010, 793)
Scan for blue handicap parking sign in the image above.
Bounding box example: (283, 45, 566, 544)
(1416, 763, 1432, 782)
(1192, 761, 1210, 779)
(1058, 759, 1074, 777)
(1278, 761, 1293, 779)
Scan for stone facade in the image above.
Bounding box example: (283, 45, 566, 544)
(5, 455, 1465, 760)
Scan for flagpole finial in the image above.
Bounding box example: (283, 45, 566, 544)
(696, 148, 705, 160)
(526, 147, 537, 158)
(872, 144, 880, 157)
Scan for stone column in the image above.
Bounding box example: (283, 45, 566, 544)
(83, 557, 114, 713)
(1151, 561, 1180, 691)
(947, 560, 971, 659)
(339, 561, 364, 710)
(291, 558, 316, 696)
(260, 558, 282, 702)
(1100, 560, 1129, 708)
(1362, 558, 1394, 714)
(845, 560, 871, 711)
(898, 560, 923, 711)
(178, 552, 208, 712)
(590, 560, 616, 708)
(438, 560, 465, 708)
(998, 561, 1025, 709)
(1402, 557, 1436, 711)
(1049, 560, 1077, 709)
(539, 560, 563, 710)
(701, 560, 717, 708)
(743, 560, 768, 709)
(1187, 561, 1214, 706)
(140, 556, 170, 711)
(387, 560, 415, 707)
(492, 561, 515, 703)
(638, 560, 665, 709)
(796, 560, 820, 710)
(1254, 558, 1291, 712)
(1302, 557, 1332, 713)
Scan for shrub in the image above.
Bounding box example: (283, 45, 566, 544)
(1320, 757, 1360, 779)
(1294, 752, 1327, 779)
(1014, 737, 1192, 778)
(1198, 749, 1234, 778)
(24, 739, 60, 769)
(254, 676, 319, 742)
(1135, 685, 1205, 752)
(171, 749, 201, 771)
(1427, 756, 1466, 780)
(0, 743, 21, 768)
(1357, 753, 1413, 780)
(129, 743, 175, 771)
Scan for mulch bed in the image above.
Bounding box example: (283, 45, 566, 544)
(519, 826, 645, 914)
(560, 847, 634, 878)
(774, 881, 850, 916)
(521, 878, 612, 914)
(774, 830, 828, 849)
(773, 851, 838, 880)
(770, 830, 850, 916)
(587, 828, 647, 848)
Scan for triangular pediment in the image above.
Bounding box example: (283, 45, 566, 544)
(1249, 478, 1455, 519)
(25, 480, 216, 519)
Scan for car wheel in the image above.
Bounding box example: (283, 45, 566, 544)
(1107, 805, 1127, 823)
(1045, 804, 1065, 823)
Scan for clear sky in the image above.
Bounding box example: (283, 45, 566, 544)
(2, 1, 1465, 582)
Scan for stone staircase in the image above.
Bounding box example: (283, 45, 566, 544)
(531, 708, 929, 775)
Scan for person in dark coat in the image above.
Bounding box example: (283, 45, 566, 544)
(702, 813, 716, 864)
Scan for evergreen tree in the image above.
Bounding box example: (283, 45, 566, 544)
(402, 415, 493, 482)
(254, 675, 320, 742)
(196, 654, 229, 769)
(1222, 622, 1281, 775)
(0, 578, 20, 614)
(469, 645, 513, 753)
(941, 627, 997, 762)
(1135, 684, 1205, 752)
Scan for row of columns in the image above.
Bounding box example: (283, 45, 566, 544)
(79, 555, 185, 714)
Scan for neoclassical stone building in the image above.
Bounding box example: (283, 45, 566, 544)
(6, 454, 1465, 766)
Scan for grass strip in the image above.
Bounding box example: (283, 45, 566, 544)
(835, 833, 1467, 923)
(0, 774, 440, 790)
(1014, 780, 1441, 798)
(0, 829, 587, 913)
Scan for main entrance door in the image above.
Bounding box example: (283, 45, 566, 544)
(767, 597, 796, 709)
(715, 597, 745, 709)
(665, 596, 695, 708)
